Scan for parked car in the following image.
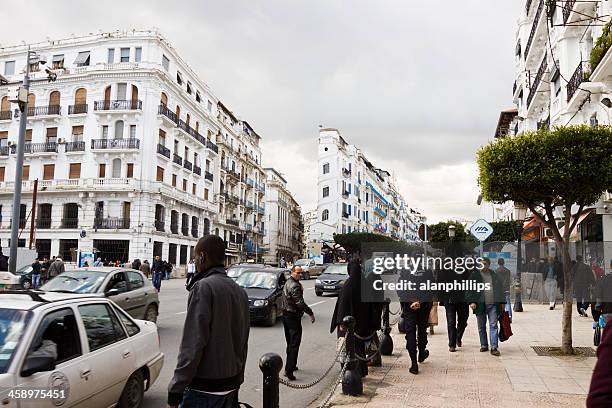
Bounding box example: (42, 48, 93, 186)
(40, 267, 159, 322)
(235, 269, 286, 326)
(0, 290, 164, 407)
(0, 264, 34, 290)
(315, 263, 349, 296)
(226, 263, 267, 280)
(293, 259, 326, 280)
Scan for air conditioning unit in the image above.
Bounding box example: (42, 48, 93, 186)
(544, 227, 554, 238)
(58, 138, 65, 144)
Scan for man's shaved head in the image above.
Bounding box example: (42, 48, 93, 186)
(196, 235, 226, 267)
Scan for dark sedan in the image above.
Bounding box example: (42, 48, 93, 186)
(315, 263, 349, 296)
(235, 269, 286, 326)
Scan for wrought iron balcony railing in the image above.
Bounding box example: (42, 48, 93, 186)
(567, 61, 589, 102)
(65, 141, 85, 152)
(94, 100, 142, 111)
(11, 142, 58, 154)
(184, 160, 193, 171)
(91, 138, 140, 149)
(173, 154, 183, 166)
(36, 218, 52, 229)
(94, 217, 130, 229)
(563, 0, 576, 24)
(527, 56, 548, 108)
(61, 218, 79, 229)
(0, 111, 12, 120)
(205, 171, 214, 182)
(193, 165, 202, 176)
(68, 104, 88, 115)
(525, 0, 544, 58)
(157, 144, 170, 158)
(15, 105, 61, 117)
(226, 218, 240, 227)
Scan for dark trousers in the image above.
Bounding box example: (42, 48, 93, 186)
(576, 287, 591, 314)
(282, 313, 302, 373)
(180, 389, 239, 408)
(403, 304, 431, 357)
(445, 303, 469, 347)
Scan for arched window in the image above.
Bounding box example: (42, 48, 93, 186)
(27, 93, 36, 107)
(186, 113, 190, 127)
(322, 209, 329, 221)
(160, 92, 168, 106)
(131, 85, 139, 109)
(112, 158, 122, 178)
(49, 91, 61, 107)
(0, 96, 9, 113)
(114, 120, 124, 139)
(73, 88, 87, 114)
(103, 86, 111, 110)
(175, 105, 181, 120)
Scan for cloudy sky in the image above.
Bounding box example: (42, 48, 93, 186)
(0, 1, 522, 223)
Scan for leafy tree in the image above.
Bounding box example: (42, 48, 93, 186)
(486, 220, 522, 243)
(333, 232, 394, 254)
(477, 125, 612, 353)
(427, 221, 469, 243)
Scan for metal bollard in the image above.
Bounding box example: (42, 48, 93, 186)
(341, 316, 363, 396)
(259, 353, 283, 408)
(380, 303, 394, 355)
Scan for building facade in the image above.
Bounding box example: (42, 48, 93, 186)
(314, 128, 423, 244)
(262, 168, 303, 264)
(492, 1, 612, 263)
(0, 30, 268, 267)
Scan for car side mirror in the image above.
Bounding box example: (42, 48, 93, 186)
(105, 288, 119, 297)
(21, 355, 56, 377)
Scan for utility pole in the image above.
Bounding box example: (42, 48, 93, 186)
(8, 48, 31, 273)
(29, 179, 38, 249)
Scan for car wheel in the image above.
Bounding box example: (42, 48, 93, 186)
(315, 290, 323, 297)
(21, 280, 32, 290)
(118, 370, 144, 408)
(266, 306, 277, 327)
(144, 304, 158, 323)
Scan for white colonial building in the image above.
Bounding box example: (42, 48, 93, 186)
(487, 1, 612, 262)
(0, 30, 269, 266)
(262, 168, 302, 264)
(314, 128, 423, 244)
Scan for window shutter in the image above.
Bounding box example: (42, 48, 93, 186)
(69, 163, 81, 179)
(172, 174, 177, 187)
(156, 166, 164, 182)
(72, 126, 84, 136)
(99, 164, 106, 178)
(49, 91, 61, 106)
(182, 179, 187, 191)
(0, 167, 4, 182)
(126, 163, 134, 178)
(192, 183, 196, 195)
(204, 188, 209, 200)
(43, 164, 55, 180)
(25, 129, 32, 141)
(22, 165, 29, 180)
(46, 128, 58, 138)
(75, 88, 87, 105)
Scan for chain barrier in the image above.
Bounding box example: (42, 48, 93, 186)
(278, 342, 345, 389)
(317, 356, 348, 408)
(354, 331, 384, 362)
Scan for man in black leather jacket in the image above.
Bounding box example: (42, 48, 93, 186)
(280, 265, 315, 380)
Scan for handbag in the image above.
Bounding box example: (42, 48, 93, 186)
(499, 310, 513, 342)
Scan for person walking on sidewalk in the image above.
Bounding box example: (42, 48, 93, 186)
(280, 265, 315, 381)
(167, 235, 250, 408)
(186, 259, 196, 286)
(31, 259, 42, 289)
(496, 258, 513, 318)
(140, 260, 151, 278)
(574, 255, 596, 317)
(469, 258, 505, 356)
(48, 257, 65, 280)
(152, 256, 163, 291)
(540, 256, 562, 310)
(438, 265, 471, 352)
(399, 268, 433, 374)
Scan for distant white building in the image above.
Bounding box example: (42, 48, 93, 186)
(262, 168, 302, 264)
(314, 128, 422, 243)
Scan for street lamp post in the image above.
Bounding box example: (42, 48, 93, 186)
(513, 205, 527, 312)
(448, 224, 456, 257)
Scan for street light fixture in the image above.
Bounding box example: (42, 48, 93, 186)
(7, 48, 56, 273)
(448, 224, 456, 239)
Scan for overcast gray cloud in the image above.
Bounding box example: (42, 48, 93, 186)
(0, 0, 522, 223)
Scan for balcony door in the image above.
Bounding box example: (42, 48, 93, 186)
(112, 158, 121, 178)
(117, 83, 127, 101)
(122, 202, 131, 226)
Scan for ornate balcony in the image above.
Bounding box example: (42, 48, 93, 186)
(205, 171, 214, 182)
(157, 144, 170, 158)
(61, 218, 79, 229)
(11, 142, 58, 154)
(158, 104, 178, 122)
(94, 217, 130, 229)
(14, 105, 61, 117)
(184, 160, 193, 171)
(567, 61, 589, 102)
(193, 165, 201, 176)
(170, 223, 179, 234)
(65, 141, 85, 152)
(154, 220, 165, 232)
(94, 100, 142, 111)
(525, 0, 544, 58)
(0, 111, 12, 120)
(173, 154, 183, 166)
(226, 218, 240, 227)
(91, 138, 140, 150)
(68, 104, 88, 115)
(527, 56, 547, 108)
(0, 146, 8, 156)
(562, 0, 576, 24)
(36, 218, 52, 229)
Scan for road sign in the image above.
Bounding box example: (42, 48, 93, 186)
(470, 219, 494, 242)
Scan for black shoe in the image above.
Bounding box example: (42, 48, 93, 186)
(418, 350, 429, 363)
(283, 371, 296, 381)
(491, 348, 501, 356)
(480, 346, 489, 352)
(449, 346, 456, 352)
(456, 339, 462, 347)
(549, 306, 554, 310)
(409, 361, 419, 375)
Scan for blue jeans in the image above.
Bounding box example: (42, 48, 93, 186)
(152, 272, 162, 291)
(476, 304, 499, 349)
(179, 389, 238, 408)
(32, 274, 41, 289)
(504, 292, 512, 320)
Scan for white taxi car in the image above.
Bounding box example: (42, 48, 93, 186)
(0, 291, 164, 407)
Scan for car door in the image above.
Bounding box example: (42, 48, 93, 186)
(15, 306, 96, 407)
(76, 302, 135, 408)
(105, 272, 136, 317)
(126, 271, 147, 319)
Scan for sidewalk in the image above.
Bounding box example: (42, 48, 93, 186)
(328, 304, 597, 407)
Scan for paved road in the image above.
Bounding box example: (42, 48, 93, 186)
(143, 277, 340, 408)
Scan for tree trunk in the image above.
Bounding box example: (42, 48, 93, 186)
(561, 242, 574, 354)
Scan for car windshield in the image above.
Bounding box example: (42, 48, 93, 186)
(235, 272, 277, 290)
(323, 264, 348, 275)
(15, 265, 32, 276)
(295, 259, 310, 266)
(227, 266, 248, 278)
(41, 271, 107, 293)
(0, 309, 30, 374)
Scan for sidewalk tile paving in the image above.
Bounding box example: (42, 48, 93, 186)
(327, 304, 596, 407)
